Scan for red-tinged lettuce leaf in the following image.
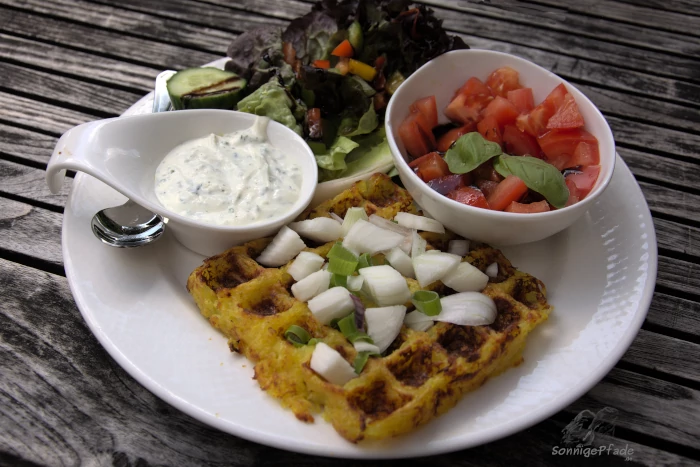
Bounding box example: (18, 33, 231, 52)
(225, 26, 294, 91)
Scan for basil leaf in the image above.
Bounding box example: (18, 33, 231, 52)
(444, 132, 503, 174)
(493, 155, 569, 208)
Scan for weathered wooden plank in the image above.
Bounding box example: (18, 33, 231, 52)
(0, 61, 140, 116)
(646, 292, 700, 337)
(620, 148, 700, 194)
(0, 91, 95, 135)
(0, 124, 57, 165)
(0, 198, 62, 266)
(608, 116, 700, 161)
(0, 159, 70, 208)
(639, 181, 700, 223)
(0, 7, 219, 71)
(654, 217, 700, 259)
(616, 0, 700, 17)
(657, 255, 700, 298)
(201, 0, 310, 20)
(622, 329, 700, 384)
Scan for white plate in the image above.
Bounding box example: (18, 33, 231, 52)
(61, 89, 657, 458)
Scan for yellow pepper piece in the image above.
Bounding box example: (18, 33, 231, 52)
(348, 59, 377, 82)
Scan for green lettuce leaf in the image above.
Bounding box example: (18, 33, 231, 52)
(319, 128, 393, 182)
(236, 81, 305, 135)
(313, 136, 359, 171)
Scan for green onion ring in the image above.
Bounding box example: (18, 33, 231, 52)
(412, 290, 442, 316)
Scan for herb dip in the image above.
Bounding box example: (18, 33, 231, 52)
(155, 117, 302, 226)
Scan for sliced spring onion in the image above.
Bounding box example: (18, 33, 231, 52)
(384, 247, 415, 279)
(291, 269, 331, 302)
(346, 275, 364, 292)
(288, 217, 343, 243)
(365, 305, 407, 353)
(356, 253, 373, 270)
(310, 342, 356, 385)
(447, 239, 470, 257)
(353, 351, 373, 374)
(410, 230, 427, 258)
(338, 313, 372, 343)
(307, 286, 356, 325)
(327, 242, 359, 275)
(412, 251, 461, 287)
(330, 273, 348, 288)
(435, 292, 497, 326)
(343, 219, 405, 255)
(341, 207, 368, 237)
(287, 251, 325, 281)
(354, 340, 380, 355)
(404, 310, 434, 331)
(256, 226, 306, 267)
(368, 214, 411, 236)
(329, 212, 344, 223)
(394, 212, 445, 234)
(441, 261, 489, 292)
(358, 265, 411, 306)
(485, 262, 499, 278)
(411, 290, 442, 316)
(284, 325, 312, 347)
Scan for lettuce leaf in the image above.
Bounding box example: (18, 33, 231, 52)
(313, 136, 359, 171)
(236, 81, 306, 135)
(318, 127, 393, 182)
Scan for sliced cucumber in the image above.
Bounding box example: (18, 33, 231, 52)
(348, 21, 363, 53)
(167, 67, 247, 110)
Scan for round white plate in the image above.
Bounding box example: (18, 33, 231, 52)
(61, 90, 657, 458)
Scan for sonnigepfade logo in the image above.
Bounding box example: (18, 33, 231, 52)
(552, 407, 634, 461)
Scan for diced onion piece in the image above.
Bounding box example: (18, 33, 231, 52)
(412, 251, 461, 287)
(342, 207, 368, 237)
(404, 310, 434, 331)
(365, 305, 407, 352)
(358, 265, 411, 306)
(385, 247, 415, 279)
(435, 292, 497, 326)
(310, 342, 356, 385)
(368, 214, 412, 236)
(307, 286, 355, 325)
(291, 269, 331, 302)
(257, 226, 306, 267)
(329, 212, 343, 223)
(288, 217, 342, 243)
(287, 251, 325, 281)
(398, 233, 413, 255)
(394, 212, 445, 233)
(343, 219, 404, 255)
(353, 340, 380, 354)
(447, 239, 470, 257)
(346, 275, 364, 292)
(411, 290, 442, 316)
(486, 262, 499, 278)
(441, 261, 489, 292)
(411, 230, 427, 258)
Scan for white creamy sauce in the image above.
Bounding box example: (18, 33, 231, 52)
(155, 117, 302, 226)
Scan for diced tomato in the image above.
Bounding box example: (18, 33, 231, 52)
(410, 96, 439, 129)
(502, 124, 541, 157)
(399, 112, 436, 159)
(455, 77, 493, 101)
(543, 83, 569, 109)
(476, 179, 499, 198)
(477, 115, 503, 146)
(408, 152, 449, 182)
(505, 200, 551, 213)
(537, 129, 598, 170)
(568, 141, 600, 167)
(487, 175, 529, 211)
(312, 60, 330, 69)
(446, 78, 494, 123)
(331, 39, 354, 58)
(445, 93, 477, 124)
(565, 165, 601, 199)
(547, 93, 584, 129)
(427, 174, 469, 195)
(447, 186, 489, 209)
(517, 100, 556, 137)
(436, 123, 476, 152)
(507, 88, 535, 113)
(565, 178, 580, 207)
(486, 67, 521, 98)
(482, 96, 520, 128)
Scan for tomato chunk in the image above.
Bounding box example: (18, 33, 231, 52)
(482, 96, 520, 128)
(410, 96, 439, 129)
(477, 115, 503, 146)
(487, 175, 529, 211)
(486, 67, 521, 98)
(507, 88, 535, 113)
(568, 141, 600, 167)
(502, 124, 541, 157)
(399, 112, 436, 159)
(331, 39, 354, 58)
(436, 123, 476, 152)
(408, 152, 449, 182)
(446, 78, 494, 123)
(547, 93, 584, 129)
(537, 129, 598, 170)
(476, 179, 499, 198)
(565, 178, 580, 207)
(543, 83, 569, 109)
(565, 165, 601, 199)
(456, 77, 493, 100)
(505, 200, 551, 213)
(447, 186, 489, 209)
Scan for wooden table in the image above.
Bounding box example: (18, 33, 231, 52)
(1, 0, 699, 465)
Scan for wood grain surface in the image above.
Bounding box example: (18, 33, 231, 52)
(1, 0, 699, 465)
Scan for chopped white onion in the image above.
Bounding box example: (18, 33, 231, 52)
(358, 265, 411, 306)
(412, 251, 461, 287)
(288, 217, 342, 243)
(354, 340, 380, 355)
(287, 251, 325, 281)
(410, 230, 427, 258)
(486, 262, 499, 278)
(365, 305, 407, 352)
(346, 275, 364, 292)
(435, 292, 497, 326)
(342, 207, 368, 237)
(447, 239, 470, 257)
(291, 269, 331, 302)
(398, 233, 413, 255)
(368, 214, 412, 236)
(441, 261, 489, 292)
(257, 226, 306, 267)
(329, 212, 344, 223)
(343, 219, 404, 255)
(307, 286, 356, 325)
(385, 247, 415, 279)
(394, 212, 445, 234)
(404, 310, 434, 332)
(310, 342, 356, 385)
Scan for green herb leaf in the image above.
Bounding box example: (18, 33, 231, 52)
(444, 132, 503, 174)
(493, 155, 569, 208)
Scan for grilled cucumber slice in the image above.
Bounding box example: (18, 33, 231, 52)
(167, 67, 247, 110)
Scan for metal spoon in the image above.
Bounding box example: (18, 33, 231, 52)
(90, 70, 176, 248)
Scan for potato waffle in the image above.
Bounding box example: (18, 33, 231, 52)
(187, 174, 552, 443)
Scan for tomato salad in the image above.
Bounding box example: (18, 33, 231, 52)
(398, 67, 601, 213)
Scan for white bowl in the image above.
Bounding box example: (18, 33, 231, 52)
(385, 49, 616, 246)
(47, 110, 318, 256)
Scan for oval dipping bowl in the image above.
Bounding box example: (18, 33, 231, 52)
(47, 110, 318, 256)
(385, 49, 616, 246)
